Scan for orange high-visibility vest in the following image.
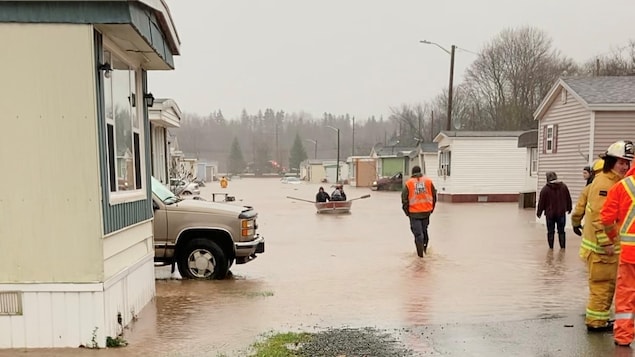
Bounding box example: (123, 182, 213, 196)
(406, 176, 434, 213)
(602, 176, 635, 263)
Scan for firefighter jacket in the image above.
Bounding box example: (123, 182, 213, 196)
(579, 171, 624, 257)
(571, 185, 590, 228)
(602, 176, 635, 263)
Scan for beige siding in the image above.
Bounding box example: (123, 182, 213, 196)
(593, 111, 635, 158)
(449, 138, 526, 194)
(538, 88, 590, 203)
(0, 24, 103, 282)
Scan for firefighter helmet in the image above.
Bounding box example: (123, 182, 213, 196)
(600, 140, 635, 161)
(592, 159, 604, 172)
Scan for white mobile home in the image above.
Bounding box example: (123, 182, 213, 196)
(433, 131, 527, 203)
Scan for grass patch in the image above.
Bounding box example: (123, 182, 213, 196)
(250, 332, 311, 357)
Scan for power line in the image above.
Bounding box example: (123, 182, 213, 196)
(456, 46, 479, 56)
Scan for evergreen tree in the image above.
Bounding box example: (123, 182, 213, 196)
(289, 133, 308, 171)
(228, 137, 246, 175)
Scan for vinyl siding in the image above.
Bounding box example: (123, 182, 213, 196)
(537, 88, 590, 203)
(94, 32, 154, 235)
(593, 111, 635, 159)
(0, 23, 103, 282)
(438, 138, 526, 195)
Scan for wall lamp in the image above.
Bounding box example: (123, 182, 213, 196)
(144, 92, 155, 107)
(98, 62, 112, 79)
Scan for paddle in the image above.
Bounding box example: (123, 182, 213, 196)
(348, 194, 371, 202)
(286, 196, 316, 204)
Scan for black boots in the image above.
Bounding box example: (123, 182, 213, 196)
(558, 233, 566, 249)
(415, 243, 424, 257)
(547, 233, 566, 249)
(548, 233, 555, 249)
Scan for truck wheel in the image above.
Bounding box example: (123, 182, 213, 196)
(177, 239, 229, 280)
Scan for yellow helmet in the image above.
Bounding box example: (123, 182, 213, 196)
(592, 159, 604, 172)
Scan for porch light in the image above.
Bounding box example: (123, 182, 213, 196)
(144, 92, 155, 107)
(98, 62, 112, 79)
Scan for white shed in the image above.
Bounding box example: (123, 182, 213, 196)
(433, 131, 527, 203)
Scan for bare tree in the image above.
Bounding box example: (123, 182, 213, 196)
(580, 41, 635, 76)
(464, 26, 575, 130)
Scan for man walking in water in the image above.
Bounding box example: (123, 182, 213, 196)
(401, 165, 437, 257)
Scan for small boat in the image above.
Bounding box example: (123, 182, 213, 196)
(315, 200, 353, 214)
(286, 194, 370, 214)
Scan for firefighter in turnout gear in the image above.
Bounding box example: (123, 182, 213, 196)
(572, 159, 604, 237)
(602, 160, 635, 346)
(580, 140, 634, 332)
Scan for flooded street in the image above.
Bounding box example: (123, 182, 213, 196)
(1, 178, 617, 356)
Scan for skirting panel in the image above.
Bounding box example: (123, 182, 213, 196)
(0, 254, 155, 348)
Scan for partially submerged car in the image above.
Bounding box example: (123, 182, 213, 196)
(152, 177, 265, 279)
(169, 178, 200, 196)
(371, 172, 403, 191)
(281, 176, 302, 184)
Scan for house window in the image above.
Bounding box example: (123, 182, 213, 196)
(530, 148, 538, 176)
(103, 49, 145, 200)
(438, 150, 451, 177)
(544, 124, 558, 154)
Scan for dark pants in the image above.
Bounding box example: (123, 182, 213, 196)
(546, 215, 566, 249)
(409, 216, 430, 256)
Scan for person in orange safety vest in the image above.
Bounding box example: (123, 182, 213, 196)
(601, 144, 635, 345)
(581, 140, 633, 333)
(401, 165, 437, 257)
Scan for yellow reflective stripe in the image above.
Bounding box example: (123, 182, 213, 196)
(581, 238, 621, 254)
(597, 233, 611, 245)
(586, 308, 611, 319)
(620, 178, 635, 236)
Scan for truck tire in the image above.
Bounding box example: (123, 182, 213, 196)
(177, 238, 229, 280)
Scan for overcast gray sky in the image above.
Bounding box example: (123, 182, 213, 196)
(149, 0, 635, 120)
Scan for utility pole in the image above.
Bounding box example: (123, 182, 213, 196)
(352, 116, 355, 156)
(447, 44, 455, 131)
(430, 110, 434, 142)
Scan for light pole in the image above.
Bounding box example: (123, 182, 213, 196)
(420, 40, 455, 131)
(326, 125, 340, 184)
(305, 139, 317, 159)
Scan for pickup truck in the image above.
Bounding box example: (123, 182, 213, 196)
(151, 177, 265, 279)
(371, 172, 403, 191)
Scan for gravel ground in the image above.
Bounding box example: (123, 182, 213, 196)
(297, 327, 414, 357)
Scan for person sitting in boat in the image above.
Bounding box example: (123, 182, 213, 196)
(331, 184, 347, 201)
(315, 187, 330, 202)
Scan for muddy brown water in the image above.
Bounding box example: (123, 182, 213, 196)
(1, 178, 589, 356)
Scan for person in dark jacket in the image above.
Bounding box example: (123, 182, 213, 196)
(331, 184, 347, 201)
(537, 171, 573, 249)
(315, 187, 330, 202)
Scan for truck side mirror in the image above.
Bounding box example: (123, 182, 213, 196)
(152, 200, 159, 210)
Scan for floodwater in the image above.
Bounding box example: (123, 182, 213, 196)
(1, 178, 594, 356)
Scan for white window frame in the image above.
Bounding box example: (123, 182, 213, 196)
(438, 150, 451, 177)
(530, 147, 538, 176)
(103, 39, 147, 205)
(545, 125, 554, 154)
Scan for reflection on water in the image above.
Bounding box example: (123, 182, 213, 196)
(0, 179, 592, 356)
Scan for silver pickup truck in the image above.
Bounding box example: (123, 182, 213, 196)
(151, 177, 265, 279)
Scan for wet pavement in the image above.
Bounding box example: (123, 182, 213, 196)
(2, 178, 633, 356)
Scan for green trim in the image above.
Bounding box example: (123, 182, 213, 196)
(94, 31, 153, 235)
(0, 1, 174, 67)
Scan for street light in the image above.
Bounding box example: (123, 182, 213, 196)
(326, 125, 340, 184)
(305, 139, 317, 159)
(420, 40, 455, 131)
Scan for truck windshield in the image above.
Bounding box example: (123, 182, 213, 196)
(151, 177, 179, 204)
